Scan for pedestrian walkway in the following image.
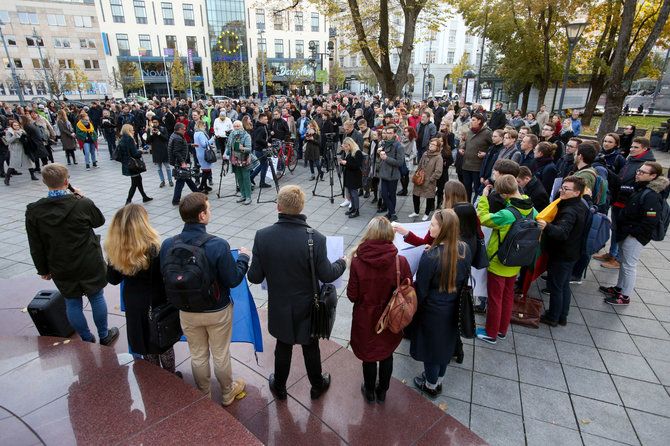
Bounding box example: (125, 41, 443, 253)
(1, 142, 669, 445)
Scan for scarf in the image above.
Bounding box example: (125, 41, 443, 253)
(533, 156, 553, 172)
(471, 124, 482, 134)
(525, 119, 537, 127)
(77, 120, 94, 133)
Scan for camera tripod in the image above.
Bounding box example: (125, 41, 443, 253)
(256, 148, 281, 204)
(312, 139, 343, 203)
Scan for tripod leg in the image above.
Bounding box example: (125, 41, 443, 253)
(217, 160, 225, 198)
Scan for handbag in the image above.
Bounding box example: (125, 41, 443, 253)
(307, 229, 338, 340)
(148, 302, 183, 351)
(128, 156, 146, 174)
(411, 168, 425, 185)
(510, 293, 543, 328)
(204, 145, 217, 164)
(458, 274, 476, 338)
(472, 236, 490, 269)
(376, 255, 417, 334)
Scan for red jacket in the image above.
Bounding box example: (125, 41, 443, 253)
(408, 115, 421, 129)
(347, 239, 412, 362)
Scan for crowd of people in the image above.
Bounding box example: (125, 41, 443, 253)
(12, 90, 670, 405)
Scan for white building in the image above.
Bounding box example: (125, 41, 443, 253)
(0, 0, 111, 103)
(245, 2, 332, 96)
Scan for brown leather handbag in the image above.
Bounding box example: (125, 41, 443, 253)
(510, 293, 543, 328)
(411, 168, 425, 186)
(376, 256, 417, 334)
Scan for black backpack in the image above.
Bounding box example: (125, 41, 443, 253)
(642, 189, 670, 241)
(162, 233, 218, 311)
(490, 207, 541, 267)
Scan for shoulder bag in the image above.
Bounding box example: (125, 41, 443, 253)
(376, 255, 417, 334)
(307, 228, 338, 340)
(128, 156, 147, 174)
(411, 156, 426, 185)
(458, 273, 476, 339)
(146, 253, 182, 351)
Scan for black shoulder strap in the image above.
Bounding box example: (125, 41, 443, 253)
(306, 228, 319, 300)
(488, 206, 525, 261)
(192, 233, 216, 248)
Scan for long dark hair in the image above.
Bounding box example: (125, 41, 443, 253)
(430, 209, 465, 293)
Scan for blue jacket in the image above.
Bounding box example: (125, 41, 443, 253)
(193, 130, 216, 170)
(160, 223, 249, 312)
(571, 118, 582, 136)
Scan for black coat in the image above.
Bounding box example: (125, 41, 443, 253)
(410, 243, 472, 364)
(26, 194, 107, 299)
(107, 254, 170, 355)
(523, 176, 550, 212)
(247, 214, 346, 345)
(343, 150, 363, 189)
(617, 177, 669, 246)
(543, 196, 588, 262)
(167, 132, 188, 166)
(489, 109, 507, 130)
(616, 150, 656, 205)
(271, 118, 290, 141)
(162, 112, 176, 134)
(119, 135, 142, 176)
(252, 122, 270, 151)
(24, 123, 49, 160)
(146, 126, 169, 163)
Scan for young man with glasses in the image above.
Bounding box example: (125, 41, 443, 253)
(599, 162, 668, 305)
(556, 137, 582, 179)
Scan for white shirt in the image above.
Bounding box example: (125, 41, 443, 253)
(214, 116, 233, 137)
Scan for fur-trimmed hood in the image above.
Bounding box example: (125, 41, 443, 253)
(647, 175, 670, 194)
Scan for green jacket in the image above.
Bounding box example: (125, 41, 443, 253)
(26, 194, 107, 298)
(478, 195, 538, 277)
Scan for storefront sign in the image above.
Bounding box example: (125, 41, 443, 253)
(276, 65, 314, 78)
(142, 70, 169, 77)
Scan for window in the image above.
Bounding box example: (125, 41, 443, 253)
(59, 59, 77, 69)
(139, 34, 152, 56)
(134, 1, 147, 24)
(296, 40, 304, 59)
(465, 34, 472, 44)
(274, 39, 283, 58)
(117, 33, 130, 56)
(23, 82, 33, 95)
(258, 38, 266, 56)
(83, 60, 100, 70)
(425, 50, 436, 64)
(273, 12, 283, 30)
(393, 53, 399, 64)
(25, 36, 45, 47)
(32, 59, 41, 69)
(110, 0, 125, 23)
(311, 13, 319, 32)
(18, 13, 39, 25)
(447, 51, 454, 64)
(47, 14, 66, 26)
(14, 58, 23, 69)
(449, 29, 456, 43)
(0, 82, 6, 96)
(183, 4, 195, 26)
(0, 10, 9, 24)
(166, 35, 176, 49)
(186, 36, 197, 56)
(256, 9, 264, 29)
(67, 59, 75, 69)
(428, 30, 437, 41)
(35, 82, 46, 95)
(339, 56, 344, 66)
(43, 59, 50, 68)
(79, 38, 97, 49)
(53, 37, 71, 48)
(2, 35, 16, 46)
(161, 3, 174, 25)
(295, 12, 303, 31)
(74, 16, 93, 28)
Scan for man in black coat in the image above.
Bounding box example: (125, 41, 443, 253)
(146, 117, 171, 187)
(25, 163, 119, 345)
(248, 186, 347, 401)
(250, 114, 272, 188)
(132, 104, 147, 147)
(489, 102, 507, 130)
(537, 175, 588, 326)
(270, 109, 290, 142)
(168, 123, 198, 205)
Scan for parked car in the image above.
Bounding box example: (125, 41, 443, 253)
(211, 95, 232, 102)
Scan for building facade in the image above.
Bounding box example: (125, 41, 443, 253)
(1, 0, 111, 103)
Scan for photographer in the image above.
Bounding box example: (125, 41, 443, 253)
(304, 121, 322, 180)
(168, 123, 198, 205)
(249, 113, 273, 188)
(146, 117, 172, 188)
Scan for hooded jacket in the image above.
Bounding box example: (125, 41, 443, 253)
(615, 149, 656, 207)
(25, 194, 107, 298)
(347, 239, 412, 362)
(462, 125, 493, 171)
(617, 176, 669, 246)
(543, 196, 589, 262)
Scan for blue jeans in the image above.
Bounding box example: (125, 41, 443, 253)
(83, 142, 96, 165)
(608, 207, 620, 260)
(309, 159, 321, 175)
(381, 179, 398, 217)
(417, 147, 427, 164)
(104, 133, 116, 159)
(157, 162, 172, 182)
(547, 260, 576, 323)
(424, 362, 447, 387)
(64, 288, 108, 342)
(462, 169, 479, 202)
(172, 177, 198, 204)
(348, 187, 359, 210)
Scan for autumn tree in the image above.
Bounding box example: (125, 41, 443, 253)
(35, 55, 68, 97)
(451, 53, 472, 95)
(328, 61, 345, 91)
(213, 60, 248, 93)
(598, 0, 670, 139)
(110, 61, 143, 95)
(170, 53, 188, 94)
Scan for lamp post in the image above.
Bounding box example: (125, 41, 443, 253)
(237, 36, 245, 97)
(557, 20, 589, 116)
(0, 20, 24, 105)
(308, 41, 334, 96)
(31, 28, 53, 99)
(421, 63, 428, 100)
(258, 29, 267, 101)
(137, 48, 148, 99)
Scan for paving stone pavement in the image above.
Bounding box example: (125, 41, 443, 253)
(2, 141, 670, 446)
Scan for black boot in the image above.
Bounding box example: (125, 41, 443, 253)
(29, 169, 38, 181)
(3, 170, 9, 185)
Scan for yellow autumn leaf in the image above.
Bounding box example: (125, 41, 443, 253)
(52, 342, 60, 346)
(21, 308, 28, 313)
(439, 403, 447, 411)
(581, 420, 591, 424)
(63, 340, 71, 344)
(401, 379, 407, 384)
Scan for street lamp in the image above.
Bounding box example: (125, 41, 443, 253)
(0, 20, 25, 105)
(557, 20, 589, 116)
(31, 28, 53, 99)
(421, 63, 428, 100)
(237, 36, 245, 97)
(308, 41, 334, 95)
(258, 29, 267, 101)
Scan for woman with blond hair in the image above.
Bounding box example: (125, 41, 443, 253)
(348, 217, 413, 404)
(57, 109, 77, 165)
(193, 120, 216, 193)
(304, 120, 322, 180)
(118, 124, 152, 205)
(411, 209, 472, 398)
(105, 204, 179, 375)
(340, 136, 364, 218)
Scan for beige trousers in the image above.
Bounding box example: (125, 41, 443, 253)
(179, 305, 234, 398)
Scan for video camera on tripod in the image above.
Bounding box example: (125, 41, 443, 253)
(322, 133, 339, 171)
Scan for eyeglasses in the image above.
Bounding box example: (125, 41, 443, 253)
(636, 169, 652, 175)
(559, 186, 574, 192)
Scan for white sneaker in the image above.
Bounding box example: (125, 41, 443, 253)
(422, 214, 430, 221)
(408, 212, 419, 218)
(339, 199, 351, 207)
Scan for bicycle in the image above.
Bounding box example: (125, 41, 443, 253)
(271, 138, 298, 180)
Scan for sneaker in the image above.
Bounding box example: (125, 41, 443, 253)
(408, 212, 419, 218)
(222, 378, 245, 406)
(569, 277, 583, 285)
(541, 288, 550, 295)
(100, 327, 119, 346)
(421, 214, 430, 221)
(389, 214, 398, 222)
(93, 162, 99, 168)
(169, 180, 174, 187)
(416, 372, 443, 393)
(475, 327, 497, 344)
(259, 183, 271, 188)
(593, 253, 614, 262)
(236, 197, 245, 203)
(243, 198, 252, 205)
(498, 332, 507, 340)
(604, 294, 630, 306)
(599, 285, 621, 296)
(474, 301, 486, 313)
(601, 259, 621, 269)
(159, 181, 166, 188)
(339, 199, 351, 207)
(86, 164, 90, 169)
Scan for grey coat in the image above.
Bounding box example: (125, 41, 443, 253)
(378, 139, 405, 181)
(57, 119, 77, 150)
(5, 128, 34, 169)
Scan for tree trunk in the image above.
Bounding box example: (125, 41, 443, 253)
(536, 83, 548, 113)
(581, 75, 607, 127)
(598, 87, 627, 140)
(521, 83, 532, 115)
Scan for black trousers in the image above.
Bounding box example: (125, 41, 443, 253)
(362, 355, 393, 391)
(274, 338, 323, 390)
(127, 174, 147, 201)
